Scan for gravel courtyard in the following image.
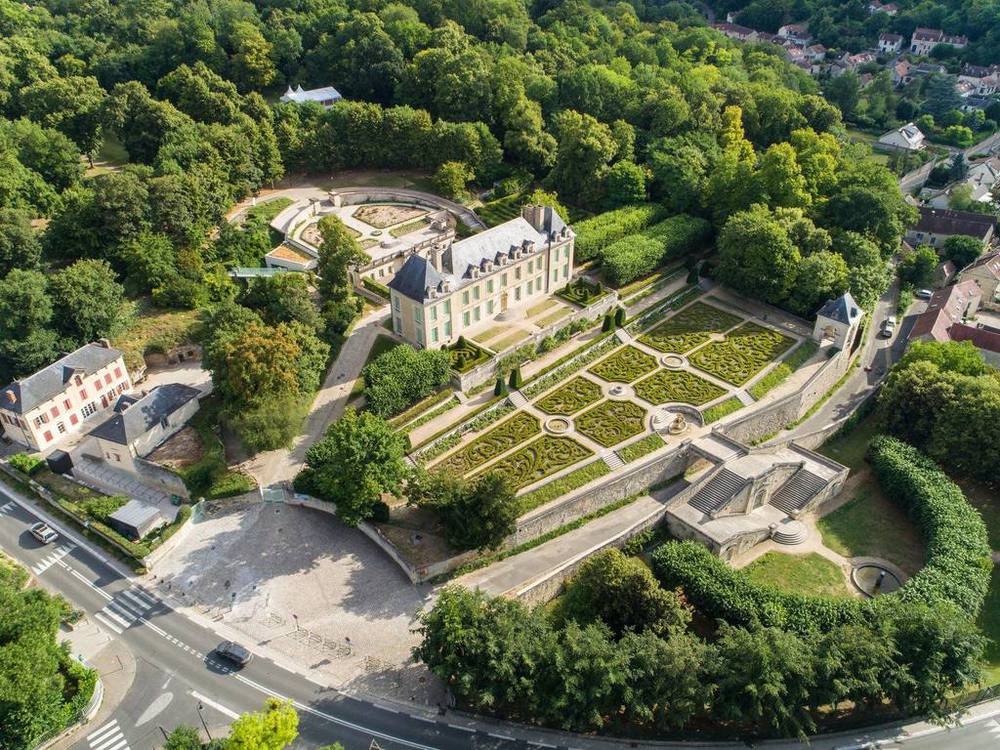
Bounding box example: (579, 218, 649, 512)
(146, 499, 444, 705)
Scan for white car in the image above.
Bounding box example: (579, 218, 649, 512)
(916, 288, 933, 300)
(880, 316, 897, 338)
(30, 522, 59, 545)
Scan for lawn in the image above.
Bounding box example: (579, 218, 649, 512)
(516, 460, 611, 514)
(634, 369, 726, 406)
(556, 278, 607, 307)
(748, 340, 819, 400)
(112, 303, 203, 372)
(816, 486, 925, 576)
(588, 345, 658, 383)
(445, 337, 492, 372)
(743, 552, 852, 598)
(435, 411, 540, 475)
(639, 302, 743, 354)
(474, 434, 592, 491)
(702, 396, 743, 424)
(534, 376, 602, 415)
(616, 433, 666, 464)
(478, 192, 525, 227)
(244, 197, 293, 225)
(389, 218, 430, 237)
(537, 307, 571, 327)
(690, 322, 796, 386)
(818, 413, 883, 471)
(575, 400, 647, 447)
(955, 476, 1000, 550)
(491, 329, 531, 352)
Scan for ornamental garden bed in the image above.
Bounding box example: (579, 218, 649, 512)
(575, 400, 647, 447)
(352, 204, 426, 229)
(474, 434, 592, 491)
(390, 217, 430, 237)
(434, 411, 540, 475)
(634, 369, 727, 406)
(445, 337, 491, 373)
(689, 322, 796, 385)
(639, 301, 743, 353)
(588, 345, 658, 383)
(535, 376, 602, 415)
(616, 433, 666, 464)
(556, 278, 607, 307)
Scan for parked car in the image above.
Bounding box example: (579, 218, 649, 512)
(215, 640, 253, 667)
(29, 522, 59, 544)
(916, 288, 933, 300)
(880, 316, 897, 338)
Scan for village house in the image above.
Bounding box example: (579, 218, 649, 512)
(279, 85, 342, 108)
(877, 122, 926, 152)
(904, 206, 997, 249)
(910, 28, 968, 56)
(0, 342, 131, 453)
(958, 249, 1000, 310)
(925, 157, 1000, 209)
(908, 280, 1000, 367)
(777, 22, 811, 46)
(868, 0, 899, 15)
(892, 58, 913, 86)
(878, 33, 903, 54)
(387, 206, 574, 349)
(711, 22, 758, 41)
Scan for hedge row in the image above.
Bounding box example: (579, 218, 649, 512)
(601, 214, 712, 287)
(651, 436, 992, 635)
(572, 203, 667, 261)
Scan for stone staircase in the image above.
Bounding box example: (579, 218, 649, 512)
(688, 468, 745, 515)
(508, 391, 528, 408)
(769, 469, 827, 515)
(602, 450, 625, 470)
(770, 518, 808, 545)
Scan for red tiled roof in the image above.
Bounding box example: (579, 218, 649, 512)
(909, 280, 983, 341)
(950, 322, 1000, 354)
(961, 249, 1000, 279)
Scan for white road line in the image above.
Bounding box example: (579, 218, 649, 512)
(447, 724, 476, 733)
(100, 738, 129, 750)
(100, 605, 133, 629)
(191, 691, 240, 720)
(70, 570, 112, 600)
(411, 715, 436, 724)
(87, 720, 119, 741)
(92, 729, 126, 750)
(488, 732, 515, 741)
(131, 588, 158, 606)
(111, 596, 146, 618)
(93, 612, 124, 634)
(527, 742, 556, 748)
(119, 589, 152, 610)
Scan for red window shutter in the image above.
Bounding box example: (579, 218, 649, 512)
(64, 399, 72, 410)
(104, 373, 112, 385)
(50, 406, 59, 418)
(114, 367, 122, 378)
(70, 414, 79, 426)
(43, 430, 52, 442)
(80, 389, 88, 400)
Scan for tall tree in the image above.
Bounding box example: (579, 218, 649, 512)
(48, 259, 129, 343)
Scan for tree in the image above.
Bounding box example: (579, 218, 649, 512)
(303, 409, 409, 525)
(814, 622, 900, 712)
(0, 209, 41, 270)
(898, 244, 938, 286)
(163, 725, 202, 750)
(922, 73, 962, 120)
(226, 698, 298, 750)
(363, 344, 450, 417)
(48, 259, 129, 344)
(545, 110, 617, 208)
(717, 205, 800, 305)
(942, 235, 983, 268)
(619, 630, 709, 731)
(316, 215, 368, 299)
(784, 251, 849, 316)
(411, 470, 518, 551)
(898, 339, 991, 377)
(825, 71, 861, 119)
(431, 161, 473, 199)
(20, 75, 105, 157)
(0, 269, 52, 340)
(240, 274, 321, 332)
(603, 160, 648, 208)
(754, 142, 810, 208)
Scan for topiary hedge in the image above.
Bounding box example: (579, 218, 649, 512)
(601, 214, 712, 287)
(651, 436, 992, 635)
(572, 203, 667, 261)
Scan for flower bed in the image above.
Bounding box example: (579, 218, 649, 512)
(690, 322, 796, 385)
(445, 337, 492, 373)
(702, 396, 743, 424)
(634, 369, 727, 406)
(534, 376, 602, 415)
(617, 433, 666, 463)
(638, 301, 743, 354)
(588, 345, 658, 383)
(575, 400, 647, 447)
(515, 460, 611, 514)
(434, 411, 539, 475)
(556, 278, 607, 307)
(475, 435, 592, 490)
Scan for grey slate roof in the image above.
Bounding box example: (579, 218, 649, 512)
(442, 217, 549, 281)
(89, 383, 201, 446)
(1, 343, 123, 415)
(816, 292, 862, 324)
(388, 254, 445, 302)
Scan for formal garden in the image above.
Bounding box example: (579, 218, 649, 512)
(588, 345, 658, 383)
(472, 434, 594, 491)
(556, 278, 607, 307)
(444, 336, 491, 372)
(639, 301, 742, 353)
(633, 369, 726, 406)
(689, 322, 796, 386)
(575, 400, 647, 447)
(535, 376, 602, 415)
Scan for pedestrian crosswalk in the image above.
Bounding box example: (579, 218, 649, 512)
(86, 719, 130, 750)
(93, 588, 158, 635)
(0, 500, 14, 515)
(30, 543, 75, 575)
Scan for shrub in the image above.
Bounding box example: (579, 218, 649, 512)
(508, 365, 523, 389)
(9, 453, 43, 476)
(573, 204, 667, 261)
(364, 344, 451, 416)
(614, 307, 625, 327)
(371, 500, 391, 523)
(601, 214, 712, 287)
(493, 376, 506, 396)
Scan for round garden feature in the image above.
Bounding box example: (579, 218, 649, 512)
(661, 354, 687, 369)
(605, 383, 635, 401)
(851, 563, 902, 597)
(544, 416, 572, 435)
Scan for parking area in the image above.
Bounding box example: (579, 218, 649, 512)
(146, 499, 444, 704)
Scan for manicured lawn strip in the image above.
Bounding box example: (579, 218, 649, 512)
(446, 337, 492, 372)
(955, 476, 1000, 551)
(634, 369, 727, 406)
(474, 435, 592, 490)
(389, 218, 429, 237)
(977, 568, 1000, 686)
(491, 329, 531, 352)
(748, 340, 819, 400)
(588, 345, 658, 383)
(690, 322, 796, 386)
(389, 389, 455, 428)
(245, 197, 293, 224)
(537, 307, 571, 327)
(617, 433, 666, 464)
(818, 411, 882, 471)
(435, 411, 540, 475)
(638, 301, 743, 354)
(527, 298, 560, 317)
(575, 400, 647, 447)
(556, 278, 607, 307)
(743, 552, 852, 598)
(517, 460, 612, 514)
(399, 396, 460, 435)
(816, 486, 925, 576)
(472, 325, 507, 343)
(703, 396, 742, 424)
(534, 376, 602, 415)
(618, 266, 684, 299)
(521, 333, 617, 396)
(410, 395, 510, 453)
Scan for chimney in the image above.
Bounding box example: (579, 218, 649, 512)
(521, 204, 545, 232)
(96, 338, 111, 349)
(4, 390, 14, 405)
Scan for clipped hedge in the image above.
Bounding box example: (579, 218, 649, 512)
(601, 214, 712, 287)
(573, 203, 667, 261)
(651, 436, 992, 635)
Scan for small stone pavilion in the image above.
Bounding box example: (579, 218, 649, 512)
(813, 292, 864, 350)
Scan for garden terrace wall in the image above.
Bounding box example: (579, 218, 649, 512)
(450, 291, 619, 392)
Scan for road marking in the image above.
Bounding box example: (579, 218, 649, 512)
(0, 500, 14, 514)
(86, 719, 131, 750)
(527, 742, 556, 748)
(101, 602, 135, 629)
(120, 588, 156, 609)
(448, 724, 476, 733)
(488, 732, 515, 741)
(411, 715, 436, 724)
(94, 612, 124, 634)
(71, 570, 112, 600)
(30, 543, 75, 575)
(191, 691, 240, 720)
(87, 720, 119, 742)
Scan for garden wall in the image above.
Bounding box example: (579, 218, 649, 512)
(451, 291, 620, 391)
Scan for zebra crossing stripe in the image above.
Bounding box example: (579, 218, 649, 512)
(29, 544, 74, 575)
(118, 588, 154, 610)
(110, 596, 146, 619)
(87, 720, 119, 742)
(93, 612, 124, 634)
(0, 501, 14, 513)
(101, 604, 135, 629)
(93, 728, 128, 750)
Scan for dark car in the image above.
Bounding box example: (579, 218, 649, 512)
(215, 640, 253, 667)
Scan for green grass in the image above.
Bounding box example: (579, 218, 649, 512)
(556, 279, 607, 307)
(534, 376, 602, 415)
(977, 568, 1000, 685)
(527, 298, 560, 317)
(818, 412, 882, 471)
(389, 218, 430, 237)
(435, 411, 540, 475)
(478, 192, 525, 227)
(575, 400, 647, 447)
(446, 337, 492, 372)
(516, 460, 612, 514)
(748, 340, 819, 400)
(536, 307, 571, 327)
(245, 197, 293, 224)
(634, 369, 726, 406)
(491, 329, 531, 352)
(588, 345, 658, 383)
(816, 486, 925, 576)
(617, 433, 666, 464)
(638, 301, 743, 354)
(743, 552, 851, 598)
(112, 303, 202, 372)
(702, 396, 742, 424)
(690, 322, 796, 386)
(474, 434, 592, 490)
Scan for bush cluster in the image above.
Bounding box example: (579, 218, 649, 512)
(364, 344, 450, 417)
(601, 214, 712, 287)
(8, 453, 43, 476)
(572, 204, 667, 261)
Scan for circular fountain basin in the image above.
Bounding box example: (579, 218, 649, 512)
(544, 417, 572, 435)
(851, 564, 902, 597)
(661, 354, 687, 370)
